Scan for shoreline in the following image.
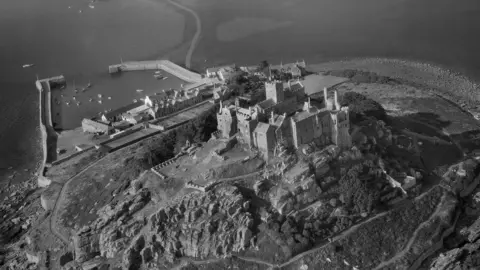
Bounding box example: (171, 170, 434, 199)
(308, 57, 480, 108)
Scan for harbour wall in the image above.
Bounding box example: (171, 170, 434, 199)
(108, 60, 203, 83)
(35, 81, 51, 187)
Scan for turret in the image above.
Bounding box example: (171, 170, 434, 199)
(334, 90, 341, 110)
(270, 111, 275, 125)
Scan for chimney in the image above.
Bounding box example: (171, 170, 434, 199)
(288, 80, 291, 89)
(323, 87, 328, 104)
(308, 97, 311, 108)
(270, 111, 275, 124)
(334, 90, 340, 110)
(219, 100, 223, 113)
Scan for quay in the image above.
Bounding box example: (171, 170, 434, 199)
(108, 60, 203, 83)
(35, 75, 66, 187)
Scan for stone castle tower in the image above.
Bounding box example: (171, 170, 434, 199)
(216, 101, 237, 139)
(265, 80, 284, 103)
(329, 90, 352, 149)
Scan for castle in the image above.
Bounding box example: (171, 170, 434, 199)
(217, 79, 352, 160)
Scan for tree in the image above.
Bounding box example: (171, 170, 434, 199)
(258, 60, 270, 71)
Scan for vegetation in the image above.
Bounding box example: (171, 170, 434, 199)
(325, 69, 398, 84)
(340, 92, 387, 121)
(283, 186, 446, 270)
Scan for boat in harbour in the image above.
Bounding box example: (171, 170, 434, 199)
(98, 94, 103, 98)
(107, 97, 112, 100)
(89, 98, 93, 102)
(88, 4, 95, 9)
(133, 99, 138, 103)
(98, 100, 102, 104)
(22, 64, 35, 68)
(136, 89, 144, 93)
(162, 77, 168, 80)
(155, 71, 161, 75)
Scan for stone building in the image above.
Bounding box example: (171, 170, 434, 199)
(216, 79, 352, 160)
(217, 101, 238, 139)
(81, 118, 113, 135)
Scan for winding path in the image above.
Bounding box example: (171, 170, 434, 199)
(49, 155, 109, 245)
(165, 0, 201, 69)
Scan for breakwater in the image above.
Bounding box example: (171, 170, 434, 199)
(35, 75, 65, 187)
(108, 60, 202, 83)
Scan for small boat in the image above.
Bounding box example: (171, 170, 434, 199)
(79, 9, 82, 13)
(74, 89, 78, 93)
(88, 4, 95, 9)
(72, 96, 76, 100)
(104, 110, 108, 113)
(136, 89, 144, 92)
(61, 94, 64, 97)
(66, 101, 71, 106)
(22, 64, 35, 68)
(98, 100, 102, 104)
(76, 102, 81, 106)
(155, 71, 161, 75)
(97, 112, 102, 116)
(107, 96, 112, 100)
(162, 77, 168, 80)
(89, 98, 93, 102)
(86, 81, 92, 88)
(97, 94, 102, 98)
(60, 85, 66, 90)
(68, 6, 71, 9)
(133, 99, 138, 103)
(154, 75, 163, 79)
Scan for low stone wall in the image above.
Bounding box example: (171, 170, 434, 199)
(100, 126, 144, 146)
(50, 147, 95, 166)
(184, 181, 215, 192)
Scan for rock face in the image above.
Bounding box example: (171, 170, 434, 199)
(122, 185, 255, 269)
(72, 188, 151, 263)
(442, 159, 480, 197)
(269, 174, 322, 215)
(430, 215, 480, 270)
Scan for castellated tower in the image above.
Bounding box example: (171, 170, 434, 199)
(265, 81, 285, 104)
(324, 87, 333, 110)
(331, 106, 352, 149)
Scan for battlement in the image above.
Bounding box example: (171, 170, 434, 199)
(151, 157, 178, 171)
(185, 181, 214, 192)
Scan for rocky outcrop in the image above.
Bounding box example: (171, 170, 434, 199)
(269, 174, 322, 215)
(442, 159, 480, 197)
(72, 189, 151, 263)
(122, 185, 255, 269)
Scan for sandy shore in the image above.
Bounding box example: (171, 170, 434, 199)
(309, 58, 480, 108)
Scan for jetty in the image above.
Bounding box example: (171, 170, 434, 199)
(108, 60, 202, 83)
(35, 75, 66, 187)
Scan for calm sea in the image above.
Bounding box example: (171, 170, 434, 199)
(1, 0, 480, 183)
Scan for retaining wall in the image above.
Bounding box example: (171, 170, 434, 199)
(50, 147, 95, 167)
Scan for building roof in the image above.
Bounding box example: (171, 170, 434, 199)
(290, 81, 304, 92)
(82, 118, 110, 129)
(103, 101, 144, 119)
(256, 98, 276, 110)
(254, 122, 274, 134)
(272, 114, 286, 127)
(291, 107, 321, 122)
(207, 64, 236, 74)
